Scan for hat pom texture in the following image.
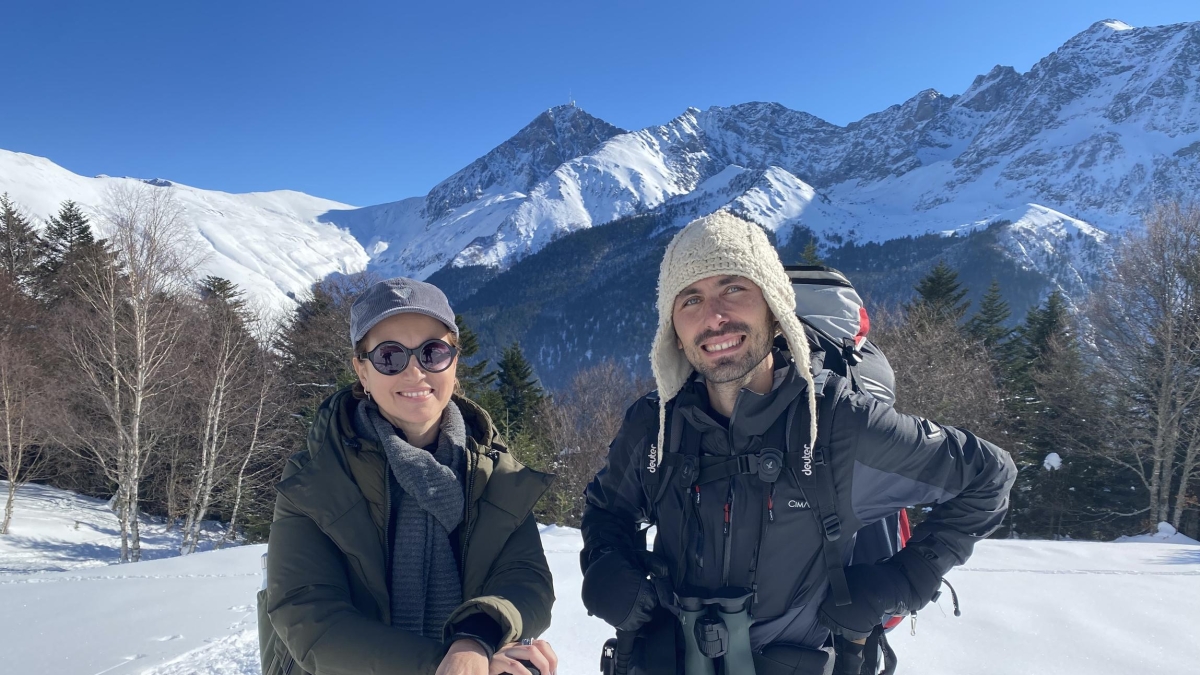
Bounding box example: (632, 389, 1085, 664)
(650, 210, 818, 462)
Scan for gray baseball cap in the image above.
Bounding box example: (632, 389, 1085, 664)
(349, 278, 459, 348)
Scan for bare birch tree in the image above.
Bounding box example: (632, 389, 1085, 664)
(1090, 201, 1200, 530)
(178, 281, 259, 554)
(0, 329, 48, 534)
(219, 342, 287, 548)
(65, 184, 202, 562)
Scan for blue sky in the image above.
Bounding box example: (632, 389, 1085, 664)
(3, 1, 1196, 206)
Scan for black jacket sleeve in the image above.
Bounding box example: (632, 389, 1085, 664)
(580, 395, 658, 565)
(829, 383, 1017, 576)
(579, 395, 659, 624)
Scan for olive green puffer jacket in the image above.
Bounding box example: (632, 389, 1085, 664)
(257, 388, 555, 675)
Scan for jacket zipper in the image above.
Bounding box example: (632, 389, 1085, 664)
(749, 484, 773, 607)
(460, 447, 479, 584)
(720, 389, 746, 588)
(384, 465, 392, 554)
(721, 482, 735, 587)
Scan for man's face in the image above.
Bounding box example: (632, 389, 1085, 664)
(672, 275, 775, 384)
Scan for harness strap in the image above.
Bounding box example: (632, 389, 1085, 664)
(643, 397, 680, 509)
(679, 451, 805, 486)
(789, 374, 853, 607)
(677, 410, 704, 580)
(862, 625, 898, 675)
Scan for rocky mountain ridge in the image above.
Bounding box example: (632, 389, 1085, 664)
(329, 18, 1198, 294)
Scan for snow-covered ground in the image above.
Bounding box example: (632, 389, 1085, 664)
(1, 482, 1197, 674)
(0, 482, 235, 574)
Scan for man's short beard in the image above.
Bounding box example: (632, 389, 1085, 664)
(686, 321, 774, 385)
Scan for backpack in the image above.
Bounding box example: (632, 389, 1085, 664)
(785, 265, 911, 632)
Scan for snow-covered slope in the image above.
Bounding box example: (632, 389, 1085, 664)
(0, 150, 369, 309)
(2, 482, 1198, 674)
(947, 203, 1113, 300)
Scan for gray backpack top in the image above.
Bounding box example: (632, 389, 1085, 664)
(786, 265, 896, 405)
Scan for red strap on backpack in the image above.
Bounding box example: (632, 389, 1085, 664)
(882, 509, 914, 630)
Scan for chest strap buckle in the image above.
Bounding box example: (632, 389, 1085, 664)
(757, 448, 783, 483)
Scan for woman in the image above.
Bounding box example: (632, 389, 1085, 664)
(260, 278, 558, 675)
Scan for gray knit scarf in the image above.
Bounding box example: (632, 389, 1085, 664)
(355, 400, 466, 639)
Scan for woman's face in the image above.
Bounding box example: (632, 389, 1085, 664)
(352, 313, 458, 439)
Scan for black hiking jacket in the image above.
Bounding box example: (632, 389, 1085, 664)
(580, 354, 1016, 650)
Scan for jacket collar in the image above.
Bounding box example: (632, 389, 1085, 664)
(676, 350, 805, 448)
(279, 389, 503, 511)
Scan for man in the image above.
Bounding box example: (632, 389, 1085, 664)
(580, 211, 1016, 675)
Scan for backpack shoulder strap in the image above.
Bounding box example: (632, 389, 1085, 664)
(657, 398, 700, 494)
(789, 372, 853, 607)
(646, 397, 701, 507)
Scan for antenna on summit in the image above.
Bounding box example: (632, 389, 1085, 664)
(568, 90, 575, 107)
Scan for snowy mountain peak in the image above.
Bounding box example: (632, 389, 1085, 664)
(1064, 19, 1139, 49)
(959, 65, 1022, 112)
(420, 105, 624, 220)
(1096, 19, 1136, 33)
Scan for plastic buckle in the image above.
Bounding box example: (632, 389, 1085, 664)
(812, 446, 827, 466)
(842, 337, 864, 365)
(737, 455, 755, 475)
(822, 514, 842, 541)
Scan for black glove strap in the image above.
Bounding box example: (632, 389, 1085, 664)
(887, 546, 944, 610)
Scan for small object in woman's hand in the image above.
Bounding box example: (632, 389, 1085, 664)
(499, 661, 540, 675)
(515, 661, 540, 675)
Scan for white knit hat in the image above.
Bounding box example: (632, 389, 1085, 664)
(650, 210, 818, 463)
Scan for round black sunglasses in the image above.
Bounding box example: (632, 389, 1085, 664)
(356, 339, 458, 376)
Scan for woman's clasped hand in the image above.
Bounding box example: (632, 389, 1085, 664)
(434, 639, 558, 675)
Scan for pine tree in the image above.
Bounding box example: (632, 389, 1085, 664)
(42, 200, 95, 267)
(199, 275, 247, 311)
(999, 290, 1120, 538)
(965, 279, 1012, 349)
(0, 193, 44, 294)
(908, 260, 970, 323)
(38, 200, 102, 302)
(494, 342, 544, 433)
(1009, 290, 1071, 384)
(799, 239, 823, 266)
(455, 314, 497, 400)
(1003, 290, 1072, 403)
(278, 274, 376, 424)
